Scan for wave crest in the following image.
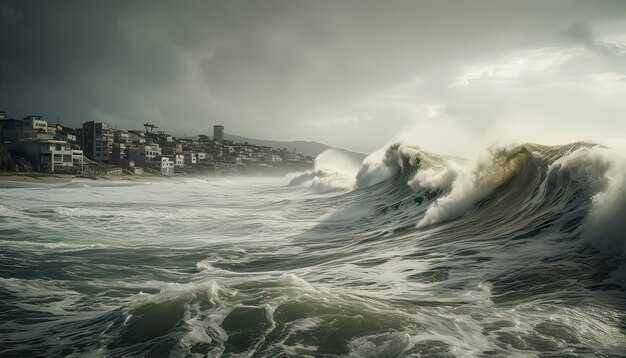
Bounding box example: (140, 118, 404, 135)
(288, 148, 363, 192)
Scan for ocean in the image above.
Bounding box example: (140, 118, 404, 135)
(1, 142, 625, 357)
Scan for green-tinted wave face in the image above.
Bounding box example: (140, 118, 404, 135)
(1, 142, 625, 357)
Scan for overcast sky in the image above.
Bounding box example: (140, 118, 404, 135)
(1, 0, 625, 155)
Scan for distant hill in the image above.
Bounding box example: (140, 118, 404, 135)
(190, 133, 367, 160)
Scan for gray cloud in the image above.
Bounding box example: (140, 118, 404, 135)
(565, 21, 625, 58)
(2, 0, 626, 153)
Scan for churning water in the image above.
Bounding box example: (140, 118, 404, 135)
(1, 142, 625, 357)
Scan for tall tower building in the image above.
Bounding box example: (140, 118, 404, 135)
(213, 125, 224, 141)
(82, 121, 113, 162)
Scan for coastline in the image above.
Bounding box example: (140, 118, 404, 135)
(0, 172, 158, 184)
(0, 170, 296, 185)
(0, 162, 312, 187)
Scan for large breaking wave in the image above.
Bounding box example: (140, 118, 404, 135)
(294, 141, 626, 259)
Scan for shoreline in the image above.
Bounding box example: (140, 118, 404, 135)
(0, 170, 297, 185)
(0, 172, 162, 184)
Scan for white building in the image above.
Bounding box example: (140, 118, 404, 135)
(72, 149, 85, 170)
(13, 139, 82, 173)
(147, 156, 174, 176)
(19, 116, 53, 140)
(22, 116, 48, 132)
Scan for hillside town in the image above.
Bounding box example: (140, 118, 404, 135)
(0, 110, 313, 176)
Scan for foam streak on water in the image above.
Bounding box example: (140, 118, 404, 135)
(1, 142, 625, 357)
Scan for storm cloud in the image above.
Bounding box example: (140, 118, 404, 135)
(2, 0, 626, 154)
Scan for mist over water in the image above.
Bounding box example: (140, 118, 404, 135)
(1, 141, 626, 357)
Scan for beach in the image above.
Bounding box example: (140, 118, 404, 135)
(0, 172, 157, 184)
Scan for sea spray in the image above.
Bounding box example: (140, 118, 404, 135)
(582, 147, 626, 260)
(289, 148, 363, 192)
